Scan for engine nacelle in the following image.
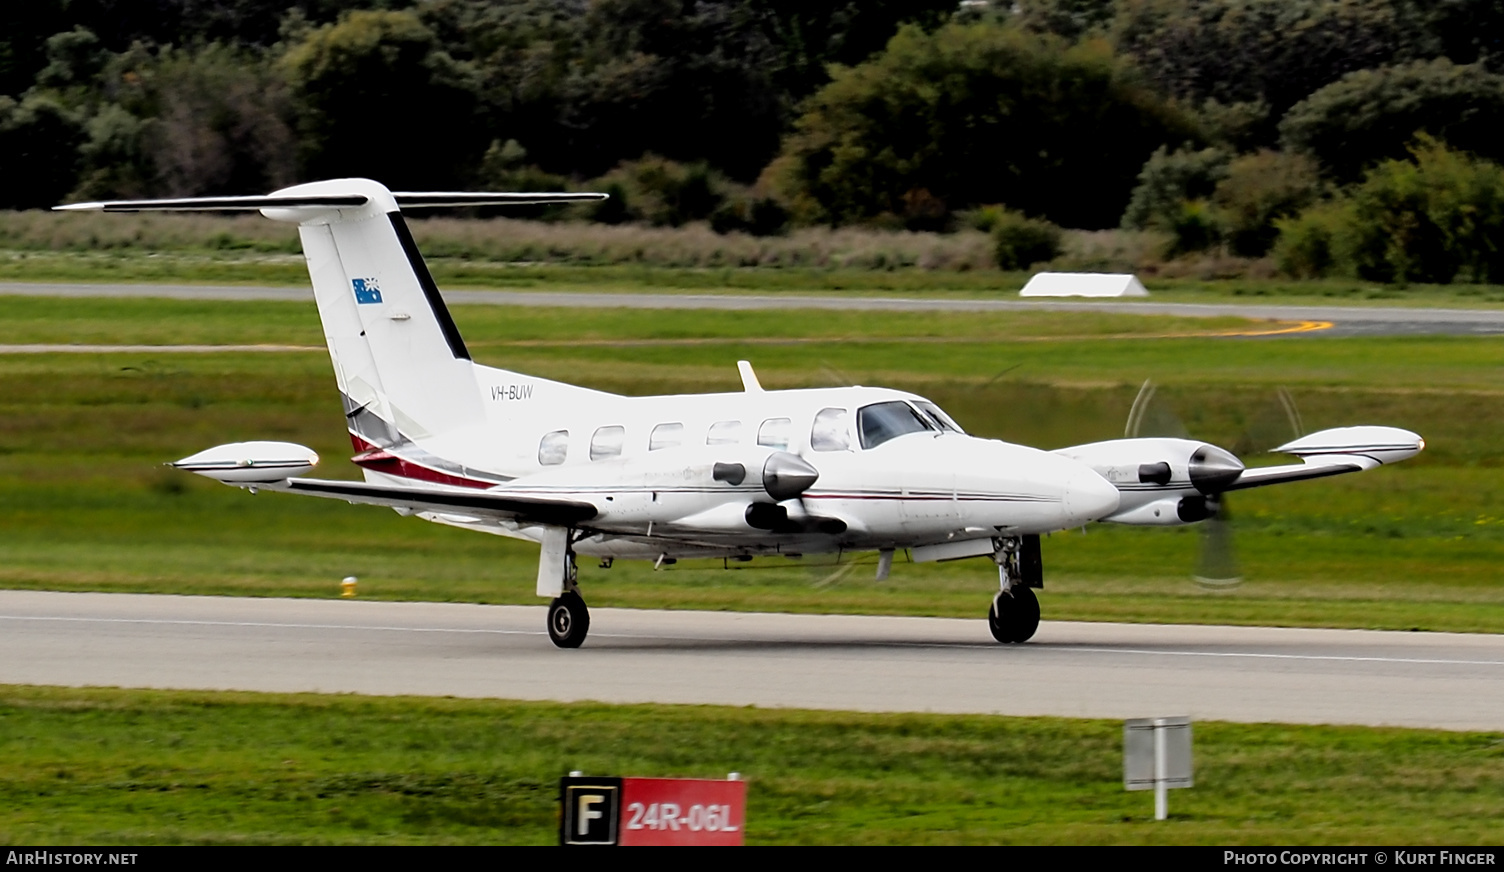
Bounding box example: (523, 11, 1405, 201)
(171, 441, 319, 483)
(1055, 437, 1243, 494)
(504, 445, 824, 530)
(1103, 495, 1217, 526)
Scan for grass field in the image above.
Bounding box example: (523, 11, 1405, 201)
(3, 294, 1502, 633)
(10, 250, 1504, 309)
(4, 284, 1503, 847)
(7, 205, 1504, 304)
(2, 685, 1501, 845)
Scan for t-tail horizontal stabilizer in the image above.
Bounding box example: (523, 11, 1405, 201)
(55, 190, 606, 212)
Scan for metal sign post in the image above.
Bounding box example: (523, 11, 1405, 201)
(1124, 717, 1193, 820)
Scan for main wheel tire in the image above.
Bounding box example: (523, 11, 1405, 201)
(1010, 585, 1040, 642)
(988, 587, 1041, 644)
(547, 591, 590, 648)
(987, 594, 1012, 643)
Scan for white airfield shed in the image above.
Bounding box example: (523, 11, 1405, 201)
(1020, 272, 1149, 298)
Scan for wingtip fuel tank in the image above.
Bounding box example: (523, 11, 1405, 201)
(171, 442, 318, 484)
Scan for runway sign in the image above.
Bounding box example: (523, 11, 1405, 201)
(560, 775, 746, 846)
(1125, 716, 1193, 821)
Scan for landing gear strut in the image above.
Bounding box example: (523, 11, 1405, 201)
(988, 536, 1041, 643)
(546, 541, 590, 648)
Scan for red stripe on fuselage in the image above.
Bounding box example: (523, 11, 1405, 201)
(348, 434, 493, 489)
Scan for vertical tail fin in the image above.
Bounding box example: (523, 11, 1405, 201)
(55, 178, 608, 451)
(274, 179, 485, 444)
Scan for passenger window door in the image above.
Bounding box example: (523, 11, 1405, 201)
(649, 422, 684, 451)
(538, 430, 569, 465)
(758, 417, 792, 451)
(707, 420, 742, 445)
(810, 408, 850, 452)
(590, 425, 625, 460)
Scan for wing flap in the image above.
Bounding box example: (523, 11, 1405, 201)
(281, 478, 597, 526)
(1222, 459, 1367, 491)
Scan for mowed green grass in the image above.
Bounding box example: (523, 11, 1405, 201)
(2, 295, 1503, 632)
(2, 685, 1501, 845)
(8, 249, 1504, 307)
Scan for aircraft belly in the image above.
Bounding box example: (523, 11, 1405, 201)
(573, 532, 845, 560)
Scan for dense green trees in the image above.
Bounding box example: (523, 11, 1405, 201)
(767, 24, 1194, 229)
(1280, 60, 1504, 183)
(0, 96, 86, 208)
(1276, 139, 1504, 283)
(1, 0, 1503, 283)
(283, 9, 479, 188)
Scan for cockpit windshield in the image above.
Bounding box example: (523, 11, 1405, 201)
(857, 401, 934, 449)
(914, 400, 964, 434)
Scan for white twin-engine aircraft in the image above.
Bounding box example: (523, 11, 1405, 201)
(59, 179, 1424, 648)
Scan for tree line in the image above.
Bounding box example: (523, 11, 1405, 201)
(4, 0, 1503, 280)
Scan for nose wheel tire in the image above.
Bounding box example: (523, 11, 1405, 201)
(548, 592, 590, 648)
(988, 586, 1040, 644)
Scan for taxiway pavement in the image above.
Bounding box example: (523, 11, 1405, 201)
(4, 590, 1502, 731)
(3, 282, 1503, 336)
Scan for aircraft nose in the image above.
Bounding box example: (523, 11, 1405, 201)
(1062, 468, 1120, 524)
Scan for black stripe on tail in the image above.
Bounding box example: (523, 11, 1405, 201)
(387, 212, 470, 361)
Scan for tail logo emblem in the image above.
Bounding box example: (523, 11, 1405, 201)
(352, 277, 382, 304)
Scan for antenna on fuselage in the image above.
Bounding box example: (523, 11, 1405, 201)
(737, 360, 764, 393)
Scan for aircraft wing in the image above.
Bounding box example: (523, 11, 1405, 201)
(279, 477, 598, 527)
(1225, 426, 1423, 492)
(1221, 459, 1367, 490)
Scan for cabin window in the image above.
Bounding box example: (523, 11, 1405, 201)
(757, 417, 792, 451)
(538, 430, 569, 465)
(590, 425, 626, 460)
(706, 420, 742, 445)
(857, 401, 932, 449)
(649, 422, 684, 451)
(915, 400, 965, 433)
(810, 408, 851, 452)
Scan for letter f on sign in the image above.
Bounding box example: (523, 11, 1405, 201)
(577, 794, 605, 836)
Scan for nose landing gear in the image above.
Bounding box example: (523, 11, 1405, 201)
(988, 586, 1040, 643)
(989, 535, 1042, 643)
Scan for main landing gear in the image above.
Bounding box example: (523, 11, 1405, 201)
(546, 541, 590, 649)
(988, 535, 1042, 643)
(548, 590, 590, 648)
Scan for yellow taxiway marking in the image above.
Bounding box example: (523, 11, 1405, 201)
(1212, 319, 1334, 338)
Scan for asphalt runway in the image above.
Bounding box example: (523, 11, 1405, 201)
(4, 281, 1504, 337)
(6, 283, 1501, 730)
(4, 590, 1503, 731)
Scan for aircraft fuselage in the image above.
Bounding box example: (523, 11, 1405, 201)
(366, 381, 1122, 559)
